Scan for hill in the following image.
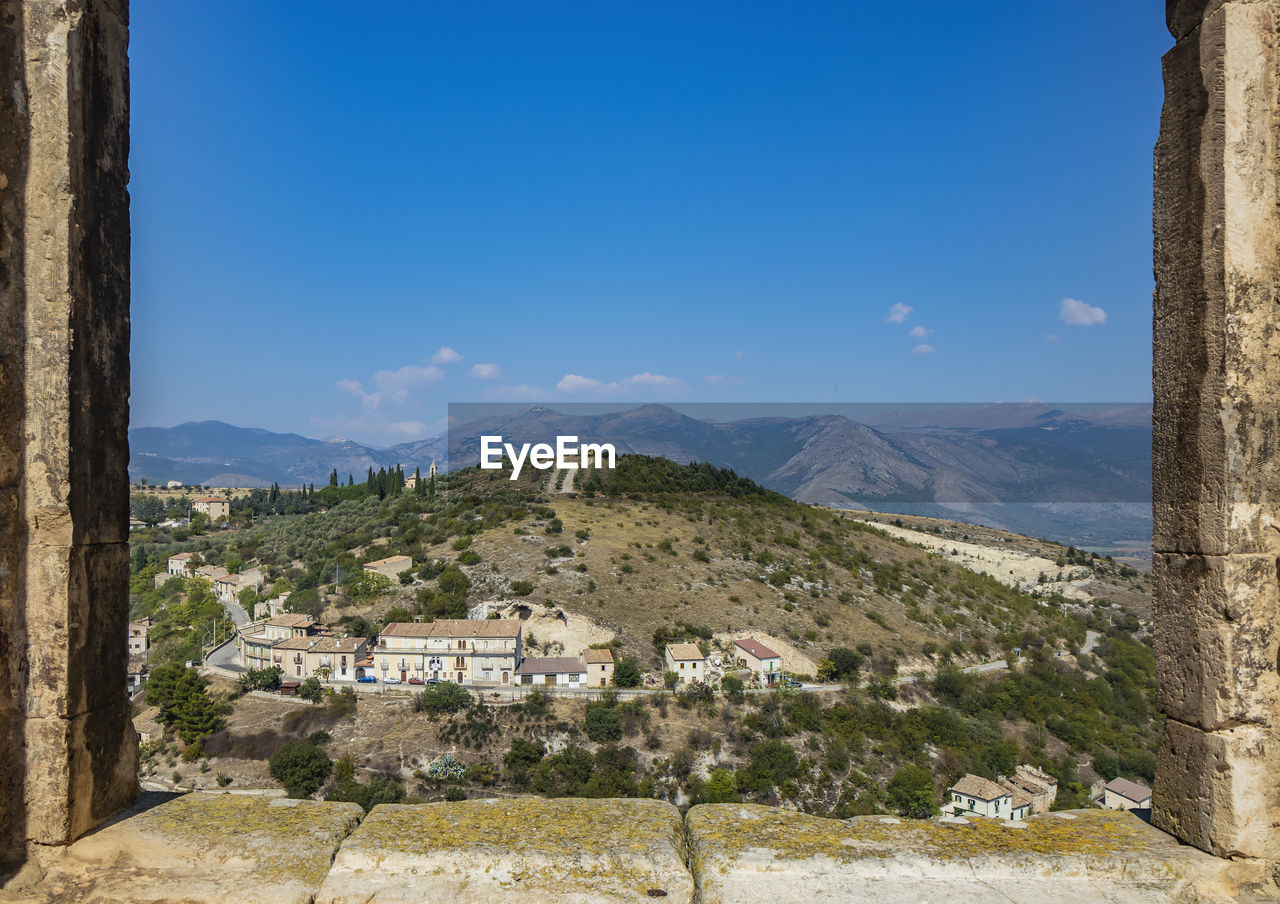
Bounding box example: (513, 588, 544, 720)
(129, 456, 1156, 818)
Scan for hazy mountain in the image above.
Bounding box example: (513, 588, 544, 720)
(130, 404, 1152, 548)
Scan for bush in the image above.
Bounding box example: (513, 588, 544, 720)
(509, 580, 535, 596)
(887, 765, 937, 818)
(269, 740, 333, 798)
(721, 674, 745, 703)
(612, 658, 641, 688)
(326, 773, 405, 812)
(297, 677, 324, 703)
(416, 682, 471, 718)
(584, 702, 623, 742)
(445, 786, 467, 801)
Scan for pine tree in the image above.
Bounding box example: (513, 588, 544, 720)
(348, 473, 353, 486)
(329, 469, 338, 487)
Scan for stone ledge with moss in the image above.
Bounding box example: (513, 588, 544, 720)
(314, 797, 693, 904)
(685, 805, 1266, 904)
(0, 792, 363, 904)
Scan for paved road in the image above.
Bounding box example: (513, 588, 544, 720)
(206, 637, 245, 674)
(223, 597, 250, 627)
(558, 466, 577, 493)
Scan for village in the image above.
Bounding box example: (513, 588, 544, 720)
(125, 521, 1155, 824)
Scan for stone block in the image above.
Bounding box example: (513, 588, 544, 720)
(315, 797, 693, 903)
(1154, 718, 1278, 858)
(1153, 552, 1280, 729)
(686, 805, 1245, 903)
(4, 793, 363, 904)
(1154, 2, 1280, 557)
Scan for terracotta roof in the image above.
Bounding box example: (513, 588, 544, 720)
(308, 636, 366, 654)
(1010, 793, 1032, 809)
(734, 638, 780, 660)
(515, 657, 586, 675)
(583, 649, 614, 664)
(193, 496, 227, 503)
(1104, 777, 1152, 803)
(665, 643, 704, 661)
(169, 552, 194, 560)
(273, 636, 314, 650)
(380, 622, 434, 638)
(950, 774, 1010, 801)
(428, 619, 522, 638)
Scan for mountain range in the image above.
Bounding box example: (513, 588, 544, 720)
(129, 403, 1151, 551)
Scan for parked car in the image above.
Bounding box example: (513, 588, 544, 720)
(383, 676, 401, 685)
(356, 675, 377, 683)
(408, 677, 424, 685)
(780, 676, 803, 688)
(426, 678, 440, 684)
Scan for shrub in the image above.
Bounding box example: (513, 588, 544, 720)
(445, 787, 467, 801)
(269, 740, 333, 798)
(612, 658, 641, 688)
(887, 765, 937, 818)
(584, 702, 623, 742)
(416, 682, 471, 718)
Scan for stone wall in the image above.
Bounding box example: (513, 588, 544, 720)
(2, 795, 1265, 903)
(0, 0, 136, 862)
(1153, 0, 1280, 858)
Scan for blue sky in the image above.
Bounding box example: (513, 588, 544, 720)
(131, 1, 1168, 447)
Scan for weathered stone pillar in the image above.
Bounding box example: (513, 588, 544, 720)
(0, 0, 136, 863)
(1154, 0, 1280, 860)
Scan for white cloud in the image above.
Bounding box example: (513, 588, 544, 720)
(1046, 334, 1059, 344)
(705, 374, 742, 386)
(469, 363, 501, 380)
(909, 325, 932, 338)
(339, 363, 444, 409)
(887, 303, 914, 324)
(556, 372, 684, 396)
(1058, 298, 1107, 326)
(911, 344, 935, 355)
(372, 364, 444, 403)
(430, 346, 463, 364)
(336, 378, 380, 409)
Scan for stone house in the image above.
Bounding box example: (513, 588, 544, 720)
(997, 764, 1058, 815)
(945, 774, 1030, 821)
(733, 637, 782, 685)
(237, 614, 323, 671)
(664, 643, 706, 685)
(583, 648, 614, 687)
(1102, 778, 1152, 811)
(376, 619, 522, 684)
(514, 656, 588, 687)
(363, 554, 413, 581)
(166, 551, 193, 576)
(126, 619, 149, 657)
(191, 496, 230, 522)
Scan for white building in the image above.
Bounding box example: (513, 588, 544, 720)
(945, 774, 1030, 821)
(733, 637, 782, 685)
(1101, 777, 1152, 811)
(376, 619, 522, 684)
(664, 643, 706, 685)
(167, 552, 194, 577)
(514, 656, 588, 687)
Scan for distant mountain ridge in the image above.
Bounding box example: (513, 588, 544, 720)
(129, 404, 1151, 548)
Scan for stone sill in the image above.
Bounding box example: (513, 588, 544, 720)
(0, 793, 1264, 903)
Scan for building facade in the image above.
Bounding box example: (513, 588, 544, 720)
(192, 496, 230, 522)
(664, 643, 706, 684)
(376, 619, 522, 684)
(1102, 778, 1152, 811)
(945, 774, 1030, 821)
(733, 637, 782, 685)
(514, 656, 588, 687)
(583, 648, 614, 687)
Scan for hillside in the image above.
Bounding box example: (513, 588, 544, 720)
(129, 456, 1157, 819)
